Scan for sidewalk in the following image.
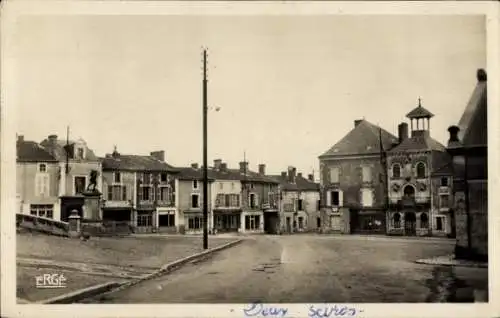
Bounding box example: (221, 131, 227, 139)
(18, 257, 154, 279)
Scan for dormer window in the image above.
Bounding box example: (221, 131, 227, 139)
(416, 162, 426, 179)
(38, 163, 47, 173)
(76, 147, 85, 159)
(114, 172, 121, 183)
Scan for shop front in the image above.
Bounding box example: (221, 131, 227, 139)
(350, 209, 386, 234)
(213, 209, 241, 233)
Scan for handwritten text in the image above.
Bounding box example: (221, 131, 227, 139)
(243, 301, 289, 317)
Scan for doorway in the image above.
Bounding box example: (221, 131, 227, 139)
(263, 212, 279, 234)
(404, 212, 417, 236)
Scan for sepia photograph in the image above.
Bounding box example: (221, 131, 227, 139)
(1, 1, 497, 318)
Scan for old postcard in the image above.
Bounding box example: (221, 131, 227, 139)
(1, 1, 498, 317)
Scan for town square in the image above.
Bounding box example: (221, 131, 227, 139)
(3, 6, 491, 315)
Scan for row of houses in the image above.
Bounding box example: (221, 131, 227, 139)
(16, 70, 487, 253)
(17, 136, 320, 234)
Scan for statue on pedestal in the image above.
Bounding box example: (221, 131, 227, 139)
(86, 170, 99, 193)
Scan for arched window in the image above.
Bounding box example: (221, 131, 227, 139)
(416, 162, 426, 178)
(420, 213, 429, 228)
(403, 185, 415, 198)
(392, 164, 401, 178)
(393, 213, 401, 228)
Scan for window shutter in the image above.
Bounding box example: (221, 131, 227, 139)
(35, 174, 42, 196)
(339, 190, 344, 206)
(138, 187, 143, 201)
(43, 175, 50, 196)
(255, 194, 259, 207)
(326, 191, 331, 207)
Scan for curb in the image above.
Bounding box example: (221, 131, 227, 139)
(36, 282, 123, 304)
(415, 258, 488, 269)
(78, 238, 243, 303)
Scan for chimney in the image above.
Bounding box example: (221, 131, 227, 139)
(239, 161, 249, 173)
(354, 119, 363, 128)
(191, 163, 199, 169)
(447, 125, 461, 148)
(281, 171, 287, 178)
(258, 164, 266, 175)
(48, 134, 58, 144)
(298, 172, 303, 178)
(308, 174, 314, 181)
(288, 166, 296, 183)
(214, 159, 222, 170)
(17, 135, 24, 143)
(220, 162, 228, 171)
(398, 123, 408, 143)
(477, 69, 487, 82)
(150, 151, 165, 162)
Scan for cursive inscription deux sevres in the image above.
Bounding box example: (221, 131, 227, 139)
(242, 302, 363, 318)
(308, 304, 361, 317)
(243, 301, 289, 317)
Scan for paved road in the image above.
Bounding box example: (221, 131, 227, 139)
(84, 235, 456, 303)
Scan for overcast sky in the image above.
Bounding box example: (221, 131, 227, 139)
(13, 15, 485, 177)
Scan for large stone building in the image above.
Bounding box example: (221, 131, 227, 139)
(386, 100, 453, 236)
(447, 69, 488, 261)
(271, 167, 320, 233)
(318, 119, 398, 234)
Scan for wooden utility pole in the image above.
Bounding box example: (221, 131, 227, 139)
(202, 49, 209, 250)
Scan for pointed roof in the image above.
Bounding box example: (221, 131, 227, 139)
(319, 119, 398, 158)
(406, 98, 434, 119)
(455, 69, 487, 147)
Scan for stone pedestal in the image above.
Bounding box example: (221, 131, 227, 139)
(82, 190, 102, 220)
(68, 210, 81, 238)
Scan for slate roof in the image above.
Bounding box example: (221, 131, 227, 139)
(319, 119, 398, 158)
(176, 166, 279, 184)
(176, 167, 215, 181)
(17, 140, 58, 162)
(388, 131, 447, 153)
(456, 74, 487, 147)
(269, 174, 320, 191)
(39, 138, 99, 161)
(235, 169, 280, 184)
(101, 154, 178, 172)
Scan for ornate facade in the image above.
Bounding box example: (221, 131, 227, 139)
(386, 100, 453, 236)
